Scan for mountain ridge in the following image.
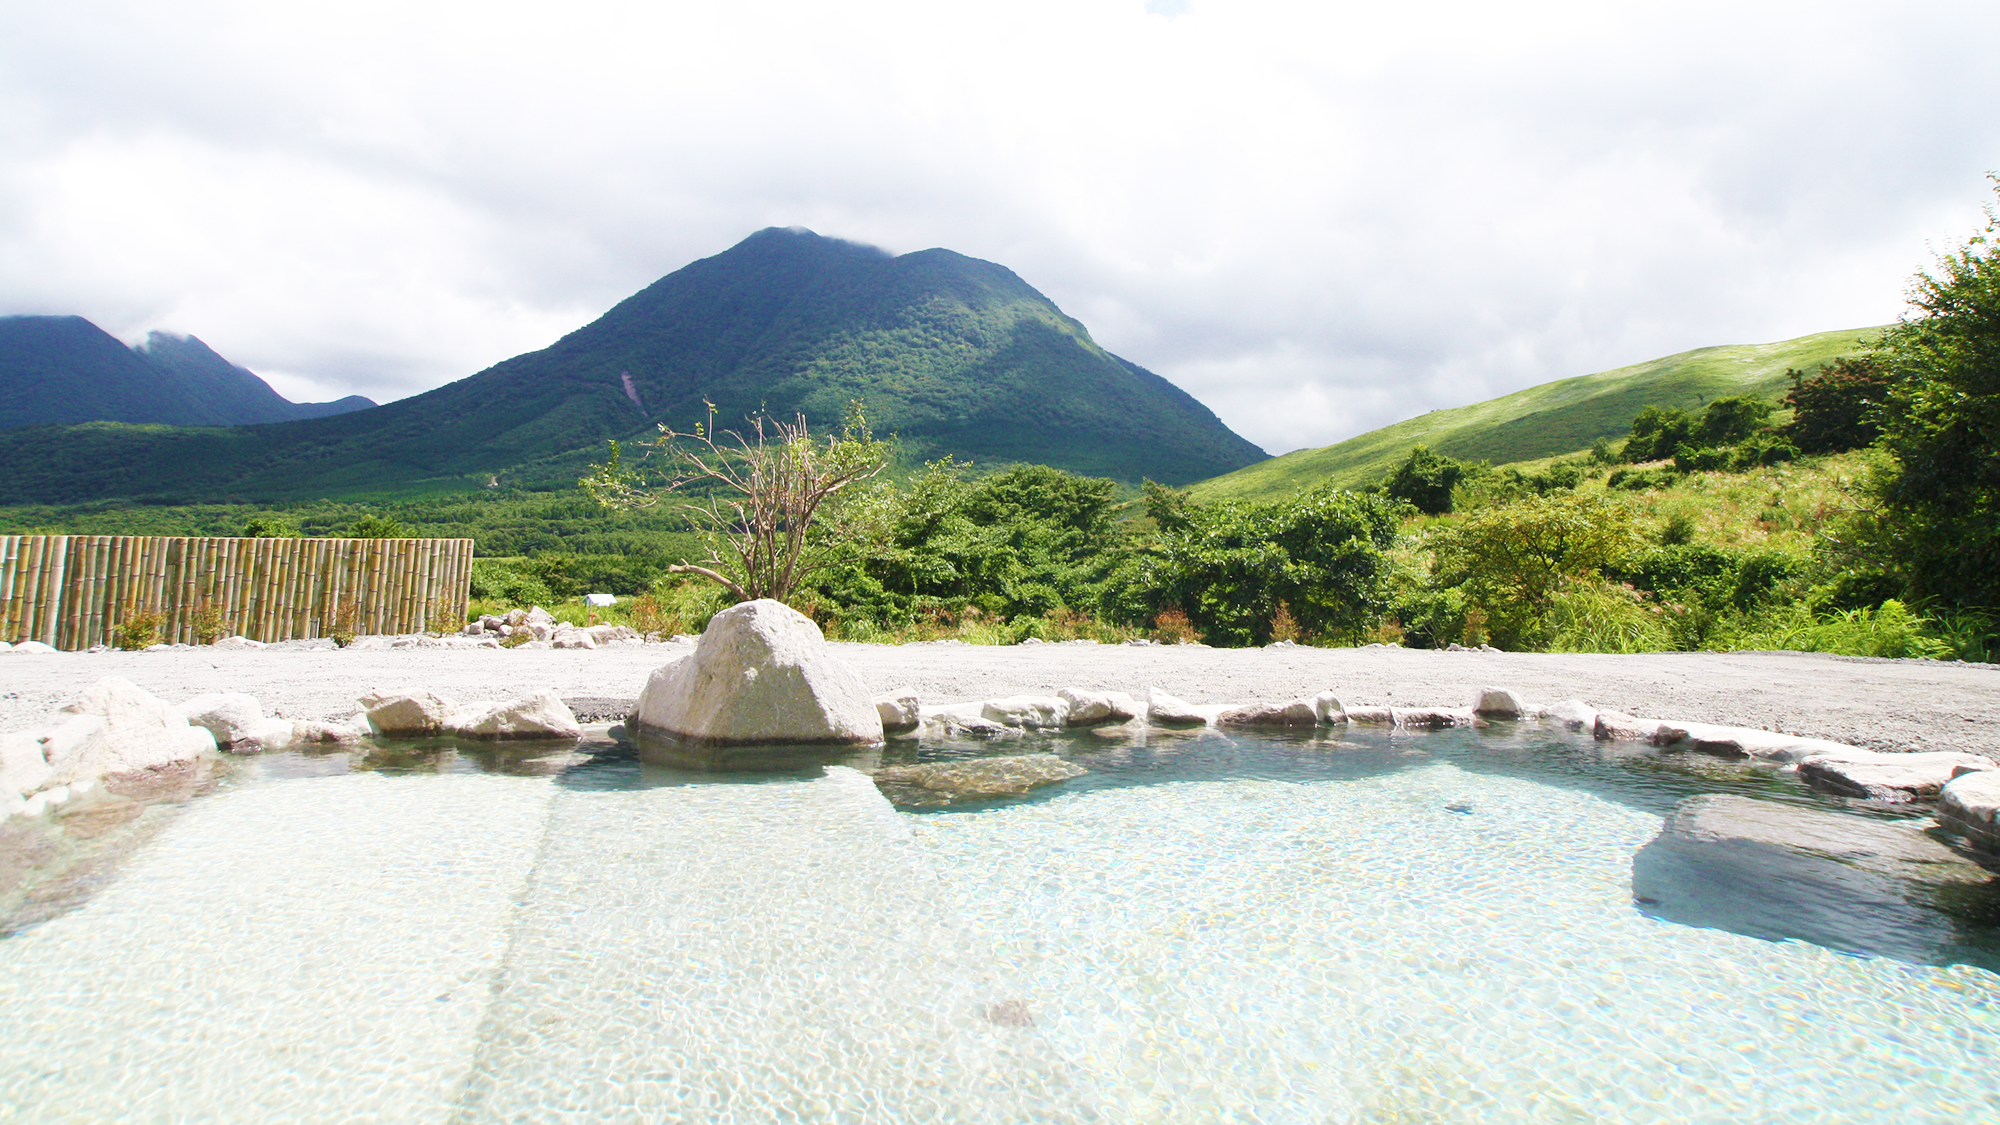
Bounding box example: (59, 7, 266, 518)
(0, 229, 1266, 503)
(0, 315, 376, 431)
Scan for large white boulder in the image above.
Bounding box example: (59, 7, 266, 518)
(47, 678, 216, 785)
(634, 599, 882, 744)
(358, 688, 455, 736)
(12, 640, 57, 654)
(447, 691, 583, 740)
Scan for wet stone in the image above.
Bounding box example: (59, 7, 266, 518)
(872, 754, 1088, 808)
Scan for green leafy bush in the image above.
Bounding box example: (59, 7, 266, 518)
(1432, 491, 1643, 650)
(1784, 356, 1894, 454)
(1384, 445, 1473, 515)
(1146, 485, 1400, 646)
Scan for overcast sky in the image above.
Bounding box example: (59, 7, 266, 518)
(3, 1, 1996, 455)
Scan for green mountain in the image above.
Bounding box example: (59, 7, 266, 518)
(1190, 327, 1884, 503)
(133, 331, 375, 424)
(0, 316, 375, 431)
(0, 229, 1265, 504)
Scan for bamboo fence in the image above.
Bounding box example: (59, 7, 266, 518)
(0, 536, 474, 650)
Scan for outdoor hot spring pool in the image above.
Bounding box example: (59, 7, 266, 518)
(1, 723, 1996, 1123)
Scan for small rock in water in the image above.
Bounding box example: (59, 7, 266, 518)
(447, 691, 582, 740)
(1542, 699, 1598, 732)
(1056, 688, 1137, 726)
(1798, 750, 1994, 803)
(1472, 687, 1528, 720)
(980, 696, 1070, 729)
(920, 711, 1019, 740)
(1392, 707, 1475, 729)
(1940, 769, 2000, 851)
(1145, 688, 1206, 728)
(358, 688, 455, 736)
(874, 693, 922, 735)
(871, 753, 1086, 807)
(1216, 700, 1318, 728)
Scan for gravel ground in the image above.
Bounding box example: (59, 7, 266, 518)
(3, 640, 1997, 758)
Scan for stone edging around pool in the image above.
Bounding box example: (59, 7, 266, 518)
(6, 675, 1998, 858)
(878, 683, 2000, 853)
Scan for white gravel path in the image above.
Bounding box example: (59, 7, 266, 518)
(3, 640, 1996, 758)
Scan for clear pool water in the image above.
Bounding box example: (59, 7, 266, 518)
(1, 724, 1995, 1123)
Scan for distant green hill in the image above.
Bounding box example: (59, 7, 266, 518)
(0, 229, 1265, 504)
(0, 316, 374, 430)
(1190, 327, 1884, 503)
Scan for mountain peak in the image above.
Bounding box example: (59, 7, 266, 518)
(0, 316, 375, 430)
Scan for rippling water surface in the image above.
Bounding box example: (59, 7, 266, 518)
(0, 725, 1994, 1123)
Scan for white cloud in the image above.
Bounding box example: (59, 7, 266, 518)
(1, 0, 1996, 452)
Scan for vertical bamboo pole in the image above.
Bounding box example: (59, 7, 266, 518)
(96, 536, 116, 648)
(231, 538, 249, 638)
(18, 536, 43, 645)
(0, 536, 17, 643)
(388, 540, 405, 633)
(284, 539, 298, 639)
(217, 539, 235, 640)
(369, 539, 386, 635)
(103, 537, 124, 647)
(403, 540, 421, 633)
(204, 538, 222, 640)
(300, 539, 317, 638)
(56, 537, 78, 650)
(313, 539, 329, 640)
(57, 536, 78, 650)
(60, 537, 85, 650)
(271, 537, 289, 640)
(290, 539, 308, 640)
(163, 538, 181, 643)
(249, 537, 270, 641)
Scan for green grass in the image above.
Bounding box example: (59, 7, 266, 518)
(1190, 327, 1884, 503)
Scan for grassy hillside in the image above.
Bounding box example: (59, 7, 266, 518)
(1191, 327, 1883, 502)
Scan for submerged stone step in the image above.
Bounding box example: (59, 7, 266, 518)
(450, 766, 1095, 1123)
(0, 771, 556, 1123)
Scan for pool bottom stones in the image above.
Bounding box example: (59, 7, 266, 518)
(0, 727, 1996, 1122)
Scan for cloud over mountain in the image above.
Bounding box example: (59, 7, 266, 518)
(2, 0, 1996, 454)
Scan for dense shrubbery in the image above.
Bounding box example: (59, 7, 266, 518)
(1868, 185, 2000, 615)
(1143, 483, 1401, 646)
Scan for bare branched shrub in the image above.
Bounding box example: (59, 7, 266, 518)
(583, 400, 891, 606)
